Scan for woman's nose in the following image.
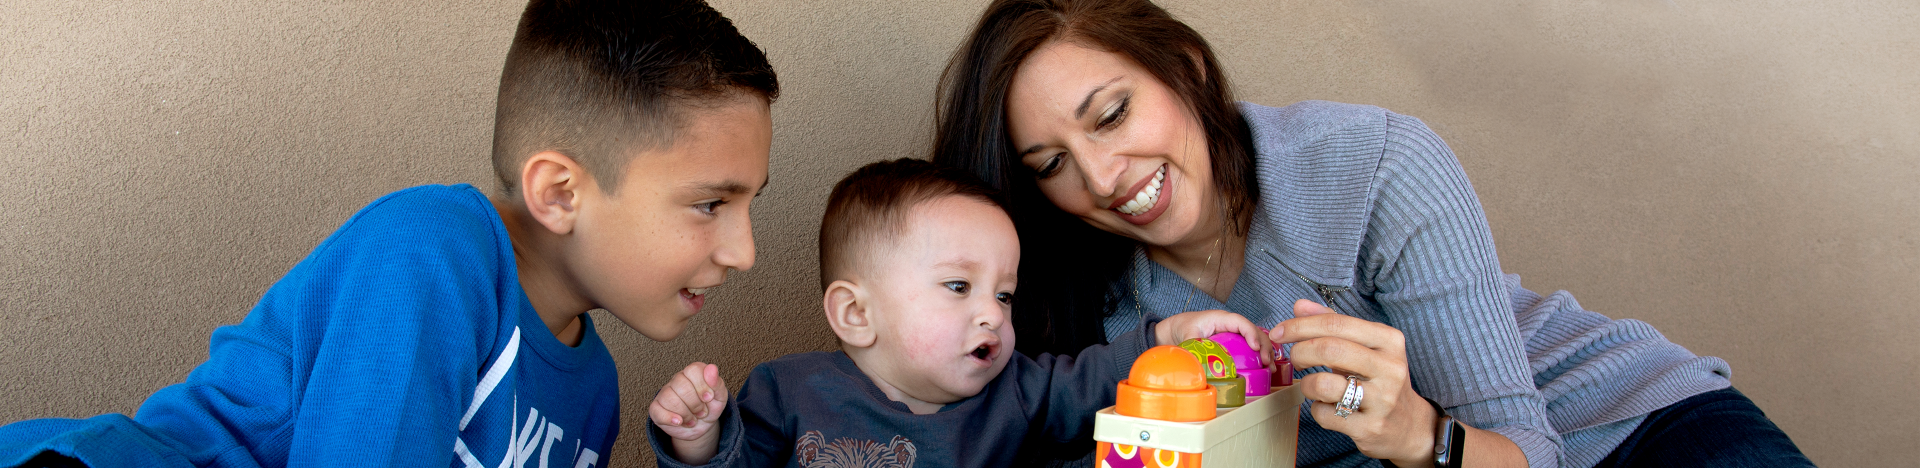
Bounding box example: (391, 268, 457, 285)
(1071, 145, 1125, 198)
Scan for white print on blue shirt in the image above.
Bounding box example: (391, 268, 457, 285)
(450, 327, 601, 468)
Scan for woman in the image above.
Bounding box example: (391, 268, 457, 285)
(930, 1, 1812, 466)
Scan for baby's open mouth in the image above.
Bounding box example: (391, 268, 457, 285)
(970, 345, 992, 361)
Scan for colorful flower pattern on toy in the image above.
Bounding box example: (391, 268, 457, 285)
(1098, 441, 1202, 468)
(1176, 338, 1236, 379)
(1208, 331, 1275, 397)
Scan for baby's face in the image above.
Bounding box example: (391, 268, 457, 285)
(862, 195, 1020, 404)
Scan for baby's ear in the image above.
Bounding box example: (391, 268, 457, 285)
(823, 280, 876, 348)
(520, 150, 588, 235)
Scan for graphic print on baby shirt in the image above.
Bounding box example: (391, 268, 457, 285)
(794, 430, 916, 468)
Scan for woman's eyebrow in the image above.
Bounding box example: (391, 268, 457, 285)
(1020, 76, 1126, 157)
(1075, 77, 1123, 119)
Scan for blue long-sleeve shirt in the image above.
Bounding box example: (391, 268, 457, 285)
(0, 184, 622, 468)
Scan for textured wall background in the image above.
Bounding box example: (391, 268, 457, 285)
(2, 1, 1914, 466)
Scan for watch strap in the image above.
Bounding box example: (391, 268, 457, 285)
(1425, 397, 1464, 468)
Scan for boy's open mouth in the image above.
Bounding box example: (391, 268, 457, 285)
(679, 287, 713, 312)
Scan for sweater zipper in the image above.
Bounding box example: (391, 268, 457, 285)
(1262, 248, 1350, 312)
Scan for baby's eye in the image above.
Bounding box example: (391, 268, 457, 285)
(995, 291, 1014, 304)
(943, 280, 971, 295)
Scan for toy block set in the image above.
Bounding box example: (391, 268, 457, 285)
(1093, 333, 1302, 467)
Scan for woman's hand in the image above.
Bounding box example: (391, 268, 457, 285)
(1154, 309, 1274, 368)
(1269, 299, 1437, 467)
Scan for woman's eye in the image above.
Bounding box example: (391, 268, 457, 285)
(943, 281, 971, 295)
(1034, 155, 1063, 179)
(1097, 96, 1130, 130)
(995, 292, 1014, 304)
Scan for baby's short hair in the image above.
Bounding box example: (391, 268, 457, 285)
(491, 0, 779, 196)
(819, 158, 1007, 290)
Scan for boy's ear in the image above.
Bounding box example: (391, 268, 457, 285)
(520, 151, 590, 235)
(823, 280, 876, 348)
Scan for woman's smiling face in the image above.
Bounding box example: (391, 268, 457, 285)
(1005, 40, 1217, 249)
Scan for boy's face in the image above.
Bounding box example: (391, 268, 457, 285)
(861, 195, 1020, 404)
(571, 97, 772, 341)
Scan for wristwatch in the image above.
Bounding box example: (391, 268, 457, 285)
(1426, 397, 1465, 468)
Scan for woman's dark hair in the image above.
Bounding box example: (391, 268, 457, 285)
(930, 0, 1256, 357)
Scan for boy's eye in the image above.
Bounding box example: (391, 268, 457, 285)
(695, 199, 727, 214)
(995, 291, 1014, 304)
(943, 280, 970, 295)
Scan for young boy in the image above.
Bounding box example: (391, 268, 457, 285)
(0, 1, 776, 467)
(646, 159, 1272, 467)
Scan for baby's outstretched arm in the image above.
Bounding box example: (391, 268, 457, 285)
(649, 362, 729, 465)
(1154, 310, 1275, 369)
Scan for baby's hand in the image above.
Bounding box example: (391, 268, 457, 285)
(1154, 310, 1274, 368)
(649, 362, 727, 464)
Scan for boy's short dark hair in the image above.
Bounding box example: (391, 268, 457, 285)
(492, 0, 779, 196)
(819, 158, 1007, 290)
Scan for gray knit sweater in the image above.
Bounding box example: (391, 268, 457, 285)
(1102, 101, 1732, 468)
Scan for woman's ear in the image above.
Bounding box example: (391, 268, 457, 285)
(823, 280, 877, 348)
(520, 151, 589, 235)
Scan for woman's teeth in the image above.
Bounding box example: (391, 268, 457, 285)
(1116, 167, 1166, 216)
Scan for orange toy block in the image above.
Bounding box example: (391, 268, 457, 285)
(1094, 345, 1301, 467)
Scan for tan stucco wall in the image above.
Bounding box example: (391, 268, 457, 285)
(3, 1, 1913, 466)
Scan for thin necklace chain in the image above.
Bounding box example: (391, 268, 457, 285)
(1134, 235, 1226, 319)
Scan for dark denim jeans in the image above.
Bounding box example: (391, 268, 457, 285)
(1596, 387, 1815, 468)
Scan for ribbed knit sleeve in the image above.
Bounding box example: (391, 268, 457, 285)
(1361, 113, 1562, 467)
(1507, 266, 1732, 468)
(1108, 101, 1731, 467)
(1357, 110, 1731, 468)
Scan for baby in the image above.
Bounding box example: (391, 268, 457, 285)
(646, 158, 1270, 467)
